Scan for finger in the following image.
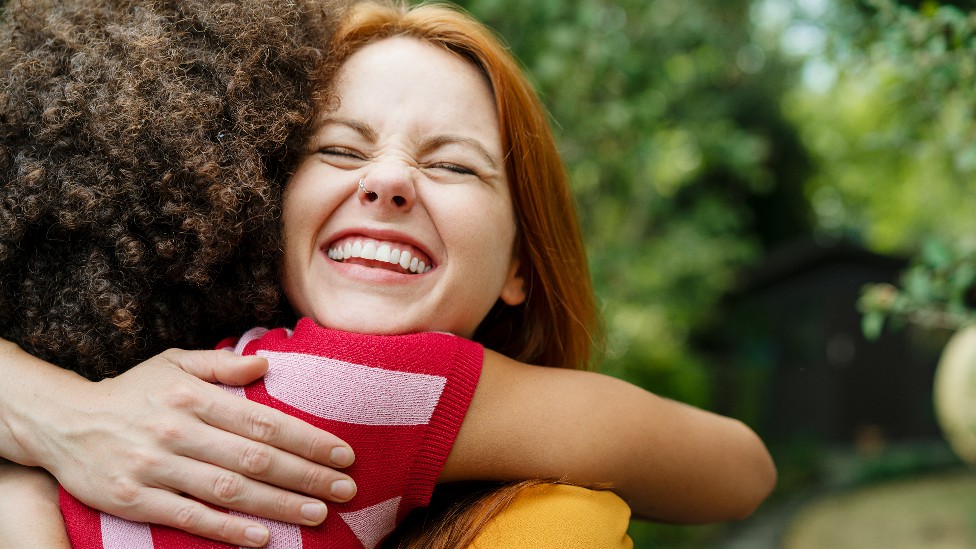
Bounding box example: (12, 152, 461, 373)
(182, 390, 356, 501)
(163, 348, 269, 386)
(212, 354, 270, 386)
(159, 455, 338, 527)
(199, 387, 355, 471)
(179, 426, 358, 503)
(120, 488, 274, 548)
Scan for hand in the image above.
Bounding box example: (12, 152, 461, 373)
(0, 460, 70, 549)
(18, 349, 357, 547)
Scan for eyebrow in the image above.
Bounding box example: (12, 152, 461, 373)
(318, 117, 378, 142)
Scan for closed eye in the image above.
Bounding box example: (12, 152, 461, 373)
(319, 146, 363, 159)
(317, 146, 367, 169)
(428, 162, 476, 176)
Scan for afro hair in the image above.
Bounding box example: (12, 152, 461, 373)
(0, 0, 342, 379)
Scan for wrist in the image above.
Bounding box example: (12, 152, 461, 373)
(0, 343, 89, 467)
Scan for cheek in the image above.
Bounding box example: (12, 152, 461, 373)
(278, 230, 306, 316)
(280, 206, 307, 276)
(281, 172, 339, 245)
(278, 178, 325, 315)
(441, 196, 516, 254)
(465, 207, 518, 285)
(488, 196, 519, 254)
(281, 181, 306, 240)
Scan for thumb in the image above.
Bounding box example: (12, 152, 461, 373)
(161, 349, 269, 386)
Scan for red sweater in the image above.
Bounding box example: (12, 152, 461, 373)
(60, 318, 484, 549)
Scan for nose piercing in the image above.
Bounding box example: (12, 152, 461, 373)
(359, 178, 377, 201)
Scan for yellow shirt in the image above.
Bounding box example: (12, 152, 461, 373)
(469, 484, 634, 548)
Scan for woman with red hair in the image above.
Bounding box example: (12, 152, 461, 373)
(0, 1, 775, 547)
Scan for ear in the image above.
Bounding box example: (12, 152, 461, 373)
(499, 256, 526, 306)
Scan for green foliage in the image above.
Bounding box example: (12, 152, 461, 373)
(783, 0, 976, 338)
(453, 0, 810, 406)
(788, 0, 976, 252)
(860, 237, 976, 338)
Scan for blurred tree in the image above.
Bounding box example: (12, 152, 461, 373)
(453, 0, 813, 409)
(874, 0, 975, 11)
(788, 0, 976, 253)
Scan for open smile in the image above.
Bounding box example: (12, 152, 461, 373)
(326, 237, 434, 274)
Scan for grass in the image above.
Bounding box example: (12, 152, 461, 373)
(783, 470, 976, 549)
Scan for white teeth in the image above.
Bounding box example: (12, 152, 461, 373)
(361, 241, 377, 260)
(329, 239, 433, 274)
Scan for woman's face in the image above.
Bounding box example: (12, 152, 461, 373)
(281, 36, 525, 338)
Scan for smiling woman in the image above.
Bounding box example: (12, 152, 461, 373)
(1, 1, 775, 548)
(281, 36, 525, 339)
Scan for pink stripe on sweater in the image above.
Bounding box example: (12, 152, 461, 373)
(233, 327, 270, 354)
(338, 496, 401, 549)
(230, 512, 303, 549)
(258, 351, 447, 426)
(100, 513, 154, 549)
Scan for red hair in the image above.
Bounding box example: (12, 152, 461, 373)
(323, 3, 610, 545)
(326, 0, 603, 371)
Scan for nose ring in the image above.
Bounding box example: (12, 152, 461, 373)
(358, 178, 377, 201)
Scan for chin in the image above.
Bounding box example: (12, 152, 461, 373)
(311, 315, 417, 336)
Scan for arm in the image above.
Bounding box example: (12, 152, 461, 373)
(441, 349, 776, 524)
(0, 339, 357, 547)
(0, 459, 70, 549)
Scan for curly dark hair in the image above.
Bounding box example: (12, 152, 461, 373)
(0, 0, 342, 380)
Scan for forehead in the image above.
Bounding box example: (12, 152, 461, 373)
(336, 35, 486, 90)
(329, 37, 499, 137)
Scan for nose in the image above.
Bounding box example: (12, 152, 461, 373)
(358, 166, 415, 211)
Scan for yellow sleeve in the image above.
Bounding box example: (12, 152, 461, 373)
(469, 484, 634, 549)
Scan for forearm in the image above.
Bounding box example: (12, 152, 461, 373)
(445, 350, 777, 523)
(0, 458, 70, 548)
(0, 338, 359, 546)
(0, 338, 89, 467)
(578, 379, 776, 522)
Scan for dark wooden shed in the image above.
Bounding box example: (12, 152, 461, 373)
(711, 238, 942, 445)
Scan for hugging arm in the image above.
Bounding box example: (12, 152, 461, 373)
(0, 339, 357, 547)
(442, 349, 777, 524)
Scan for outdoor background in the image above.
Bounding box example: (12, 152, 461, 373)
(450, 0, 976, 547)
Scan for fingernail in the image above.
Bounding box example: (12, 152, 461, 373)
(331, 479, 357, 500)
(301, 502, 328, 523)
(244, 526, 269, 544)
(330, 446, 354, 467)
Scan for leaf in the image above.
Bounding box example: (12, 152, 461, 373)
(862, 311, 886, 340)
(921, 238, 953, 270)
